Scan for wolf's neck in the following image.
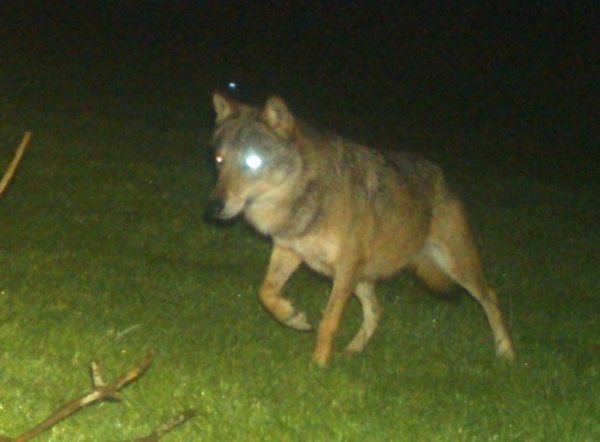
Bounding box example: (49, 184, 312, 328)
(248, 158, 323, 238)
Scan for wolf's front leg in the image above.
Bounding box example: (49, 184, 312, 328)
(313, 269, 357, 367)
(259, 244, 312, 331)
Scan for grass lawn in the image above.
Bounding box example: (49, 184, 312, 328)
(0, 59, 598, 441)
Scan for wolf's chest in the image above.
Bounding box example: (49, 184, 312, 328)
(275, 235, 339, 278)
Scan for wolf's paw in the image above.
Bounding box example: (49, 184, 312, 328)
(496, 339, 516, 362)
(343, 331, 368, 355)
(282, 310, 312, 331)
(343, 343, 364, 356)
(312, 347, 332, 368)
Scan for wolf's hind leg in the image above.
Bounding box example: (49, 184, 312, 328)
(259, 244, 312, 331)
(427, 200, 516, 360)
(345, 281, 382, 354)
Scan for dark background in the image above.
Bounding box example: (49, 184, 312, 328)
(0, 1, 598, 184)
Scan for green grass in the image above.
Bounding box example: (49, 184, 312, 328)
(1, 62, 599, 441)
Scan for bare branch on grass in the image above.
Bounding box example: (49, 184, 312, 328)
(117, 409, 197, 442)
(0, 131, 32, 198)
(0, 350, 155, 442)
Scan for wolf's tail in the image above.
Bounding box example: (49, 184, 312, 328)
(411, 255, 455, 293)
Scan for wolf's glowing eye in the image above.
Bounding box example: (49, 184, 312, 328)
(245, 154, 263, 170)
(215, 154, 224, 165)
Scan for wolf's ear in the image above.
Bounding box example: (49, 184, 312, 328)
(213, 93, 238, 124)
(262, 96, 295, 139)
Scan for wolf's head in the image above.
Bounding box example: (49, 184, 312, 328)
(206, 93, 301, 222)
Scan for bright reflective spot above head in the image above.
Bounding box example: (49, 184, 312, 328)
(227, 82, 237, 90)
(245, 154, 262, 170)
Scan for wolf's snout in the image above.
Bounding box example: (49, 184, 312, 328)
(205, 197, 226, 219)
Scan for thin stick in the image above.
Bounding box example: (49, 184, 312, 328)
(122, 409, 197, 442)
(0, 131, 32, 197)
(2, 350, 155, 442)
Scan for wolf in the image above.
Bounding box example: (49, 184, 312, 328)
(206, 92, 516, 367)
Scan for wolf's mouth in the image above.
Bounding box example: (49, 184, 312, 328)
(212, 196, 251, 220)
(205, 197, 227, 219)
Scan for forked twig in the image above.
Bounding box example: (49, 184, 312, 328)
(0, 350, 155, 442)
(0, 131, 32, 197)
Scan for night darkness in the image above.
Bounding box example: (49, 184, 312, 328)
(0, 1, 598, 183)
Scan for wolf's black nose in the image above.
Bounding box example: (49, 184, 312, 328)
(205, 198, 225, 219)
